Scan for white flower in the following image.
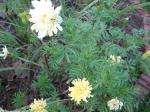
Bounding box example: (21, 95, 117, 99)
(110, 55, 122, 63)
(0, 46, 9, 59)
(116, 56, 121, 63)
(124, 17, 129, 21)
(29, 0, 63, 40)
(110, 55, 116, 62)
(107, 97, 123, 111)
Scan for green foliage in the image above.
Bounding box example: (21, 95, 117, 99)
(12, 91, 26, 108)
(32, 71, 57, 98)
(2, 0, 34, 44)
(42, 10, 146, 111)
(4, 0, 29, 15)
(0, 30, 19, 46)
(0, 0, 150, 112)
(141, 0, 150, 12)
(0, 3, 5, 13)
(46, 101, 70, 112)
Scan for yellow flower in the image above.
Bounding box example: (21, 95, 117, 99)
(68, 78, 93, 104)
(0, 46, 9, 59)
(29, 0, 63, 40)
(142, 50, 150, 59)
(107, 97, 123, 111)
(19, 11, 30, 24)
(30, 99, 47, 112)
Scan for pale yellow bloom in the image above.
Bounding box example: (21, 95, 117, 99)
(107, 97, 123, 111)
(142, 50, 150, 59)
(30, 99, 47, 112)
(0, 46, 9, 59)
(68, 78, 93, 104)
(29, 0, 63, 40)
(110, 55, 121, 63)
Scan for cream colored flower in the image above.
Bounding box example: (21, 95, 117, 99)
(116, 56, 121, 63)
(107, 97, 123, 111)
(142, 50, 150, 59)
(110, 55, 116, 61)
(124, 17, 129, 21)
(0, 46, 9, 59)
(110, 55, 121, 63)
(68, 78, 93, 104)
(30, 99, 47, 112)
(29, 0, 63, 40)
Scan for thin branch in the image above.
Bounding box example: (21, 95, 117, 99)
(80, 0, 99, 14)
(18, 57, 41, 67)
(0, 67, 35, 72)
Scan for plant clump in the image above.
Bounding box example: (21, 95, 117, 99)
(0, 0, 150, 112)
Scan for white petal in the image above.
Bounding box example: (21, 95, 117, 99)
(29, 18, 33, 22)
(32, 0, 40, 8)
(48, 30, 53, 37)
(57, 16, 63, 24)
(46, 0, 52, 7)
(53, 27, 58, 34)
(38, 31, 47, 40)
(0, 54, 4, 57)
(31, 24, 37, 31)
(56, 24, 63, 31)
(55, 6, 62, 15)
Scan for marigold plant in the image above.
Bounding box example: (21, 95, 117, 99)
(0, 0, 150, 112)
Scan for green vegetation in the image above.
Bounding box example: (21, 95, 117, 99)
(12, 91, 26, 108)
(0, 0, 150, 112)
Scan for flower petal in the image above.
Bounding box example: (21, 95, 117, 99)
(55, 6, 62, 15)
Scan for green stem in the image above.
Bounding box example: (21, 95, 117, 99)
(18, 57, 41, 67)
(0, 67, 35, 72)
(80, 0, 99, 14)
(47, 99, 70, 104)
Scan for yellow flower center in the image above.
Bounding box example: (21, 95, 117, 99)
(40, 11, 56, 25)
(50, 11, 56, 23)
(40, 14, 48, 23)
